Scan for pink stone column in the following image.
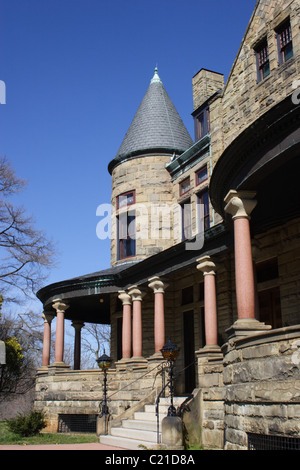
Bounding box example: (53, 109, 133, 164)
(72, 321, 84, 370)
(148, 276, 168, 353)
(52, 299, 69, 364)
(128, 286, 145, 358)
(118, 291, 132, 359)
(42, 312, 54, 366)
(225, 190, 257, 320)
(196, 256, 218, 347)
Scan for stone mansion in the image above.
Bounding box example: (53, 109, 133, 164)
(34, 0, 300, 450)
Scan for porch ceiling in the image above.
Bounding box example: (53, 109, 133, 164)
(210, 94, 300, 221)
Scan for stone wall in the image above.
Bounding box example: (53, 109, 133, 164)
(34, 367, 105, 432)
(34, 359, 165, 433)
(195, 350, 224, 449)
(254, 218, 300, 327)
(209, 0, 300, 167)
(222, 325, 300, 450)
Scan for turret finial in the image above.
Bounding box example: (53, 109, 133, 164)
(151, 66, 162, 84)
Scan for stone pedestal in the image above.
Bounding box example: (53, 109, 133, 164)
(195, 346, 224, 449)
(161, 416, 184, 450)
(47, 361, 70, 375)
(96, 414, 110, 436)
(226, 318, 272, 339)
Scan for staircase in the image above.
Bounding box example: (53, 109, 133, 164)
(100, 397, 187, 450)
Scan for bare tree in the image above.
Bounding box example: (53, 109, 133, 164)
(0, 157, 55, 303)
(81, 323, 111, 368)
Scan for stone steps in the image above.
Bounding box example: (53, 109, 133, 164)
(99, 396, 187, 450)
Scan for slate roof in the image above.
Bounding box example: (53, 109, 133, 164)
(108, 68, 193, 174)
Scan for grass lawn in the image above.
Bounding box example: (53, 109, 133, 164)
(0, 421, 99, 446)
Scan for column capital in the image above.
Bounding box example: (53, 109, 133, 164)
(128, 285, 146, 302)
(42, 311, 55, 324)
(71, 321, 85, 331)
(148, 276, 169, 294)
(196, 255, 217, 276)
(118, 290, 132, 305)
(224, 190, 257, 220)
(52, 298, 69, 313)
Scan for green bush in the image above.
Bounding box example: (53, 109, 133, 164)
(6, 411, 46, 437)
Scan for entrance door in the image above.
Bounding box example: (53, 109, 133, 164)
(258, 287, 282, 328)
(183, 310, 196, 393)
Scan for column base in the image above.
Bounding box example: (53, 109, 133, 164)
(196, 345, 223, 362)
(148, 351, 165, 362)
(226, 318, 272, 339)
(115, 357, 132, 371)
(36, 365, 50, 374)
(48, 361, 70, 371)
(130, 356, 148, 364)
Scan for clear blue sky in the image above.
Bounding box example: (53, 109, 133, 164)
(0, 0, 257, 312)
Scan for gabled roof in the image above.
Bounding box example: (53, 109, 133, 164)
(108, 68, 193, 174)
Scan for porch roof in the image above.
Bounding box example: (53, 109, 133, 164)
(36, 223, 230, 324)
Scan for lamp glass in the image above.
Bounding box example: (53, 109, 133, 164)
(97, 352, 112, 370)
(161, 338, 179, 362)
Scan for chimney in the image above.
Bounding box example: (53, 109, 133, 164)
(192, 69, 224, 111)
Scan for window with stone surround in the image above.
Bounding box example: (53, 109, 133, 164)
(179, 177, 191, 196)
(255, 39, 270, 82)
(116, 190, 135, 209)
(194, 107, 210, 141)
(181, 285, 193, 305)
(116, 190, 136, 260)
(195, 165, 208, 186)
(276, 19, 293, 65)
(197, 190, 210, 231)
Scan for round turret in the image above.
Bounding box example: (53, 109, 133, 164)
(110, 68, 193, 266)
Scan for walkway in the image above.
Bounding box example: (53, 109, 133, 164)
(0, 442, 126, 450)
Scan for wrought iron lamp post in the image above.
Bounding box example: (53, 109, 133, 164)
(160, 338, 180, 416)
(96, 351, 112, 435)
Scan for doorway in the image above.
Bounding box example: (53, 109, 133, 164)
(258, 286, 282, 328)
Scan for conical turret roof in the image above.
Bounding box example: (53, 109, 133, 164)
(108, 68, 193, 174)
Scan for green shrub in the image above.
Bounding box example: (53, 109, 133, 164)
(6, 411, 46, 437)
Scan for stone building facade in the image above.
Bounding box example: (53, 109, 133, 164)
(34, 0, 300, 450)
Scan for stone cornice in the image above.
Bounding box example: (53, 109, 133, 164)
(166, 134, 210, 180)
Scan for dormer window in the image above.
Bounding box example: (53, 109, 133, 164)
(194, 108, 210, 141)
(255, 39, 270, 82)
